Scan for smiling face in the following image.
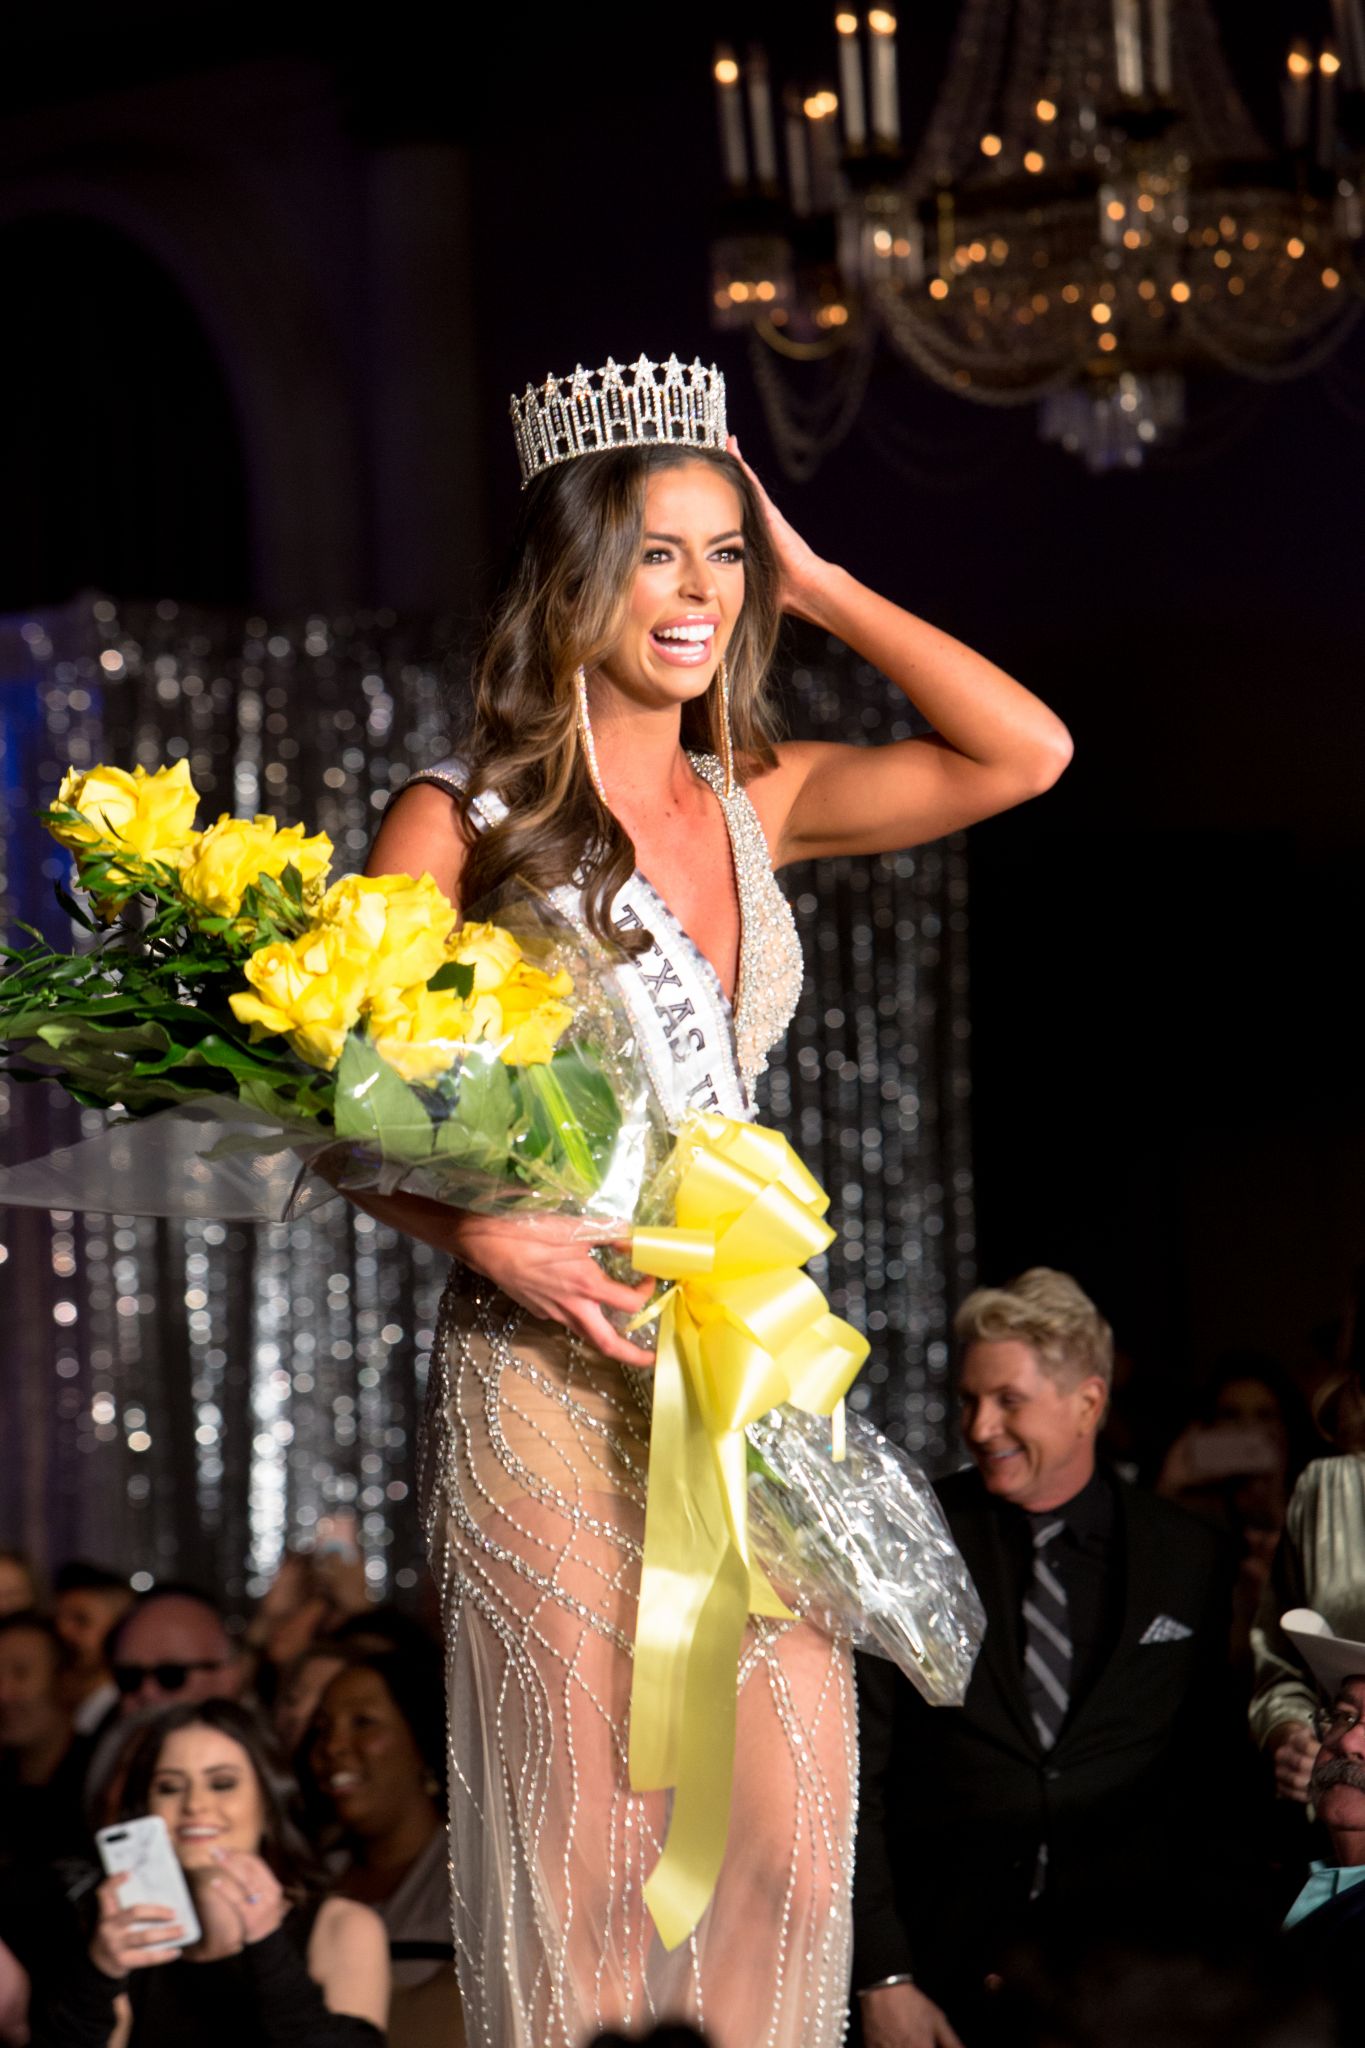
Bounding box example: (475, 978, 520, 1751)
(146, 1723, 266, 1871)
(592, 461, 746, 714)
(1312, 1677, 1365, 1849)
(959, 1338, 1106, 1511)
(309, 1666, 433, 1842)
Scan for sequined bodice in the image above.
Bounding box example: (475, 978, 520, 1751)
(688, 753, 803, 1090)
(408, 752, 803, 1100)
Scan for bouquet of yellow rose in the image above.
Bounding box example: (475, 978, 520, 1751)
(0, 761, 662, 1220)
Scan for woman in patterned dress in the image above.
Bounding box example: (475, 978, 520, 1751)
(356, 382, 1072, 2048)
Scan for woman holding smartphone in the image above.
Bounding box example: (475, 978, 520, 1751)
(41, 1699, 389, 2047)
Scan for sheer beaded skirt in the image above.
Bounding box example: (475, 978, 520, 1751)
(421, 1263, 857, 2048)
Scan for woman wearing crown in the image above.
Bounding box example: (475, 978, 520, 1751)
(358, 355, 1071, 2048)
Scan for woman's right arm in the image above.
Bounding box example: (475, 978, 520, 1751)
(355, 786, 655, 1367)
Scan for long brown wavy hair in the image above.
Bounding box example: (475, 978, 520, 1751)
(457, 445, 783, 953)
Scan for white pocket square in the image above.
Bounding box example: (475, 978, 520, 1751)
(1140, 1614, 1193, 1645)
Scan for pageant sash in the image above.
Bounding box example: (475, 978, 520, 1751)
(417, 756, 750, 1130)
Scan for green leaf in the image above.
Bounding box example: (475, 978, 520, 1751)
(333, 1033, 436, 1164)
(280, 862, 304, 906)
(35, 1018, 171, 1061)
(429, 1054, 520, 1175)
(54, 882, 97, 932)
(426, 960, 475, 997)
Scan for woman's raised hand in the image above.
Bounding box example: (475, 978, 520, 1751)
(726, 434, 830, 618)
(198, 1848, 288, 1947)
(450, 1210, 657, 1368)
(89, 1873, 185, 1979)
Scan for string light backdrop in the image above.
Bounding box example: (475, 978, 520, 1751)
(0, 599, 973, 1597)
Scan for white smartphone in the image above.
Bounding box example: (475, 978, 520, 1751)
(96, 1815, 202, 1951)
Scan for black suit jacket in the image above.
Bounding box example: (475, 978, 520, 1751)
(1281, 1879, 1365, 2016)
(853, 1466, 1233, 2009)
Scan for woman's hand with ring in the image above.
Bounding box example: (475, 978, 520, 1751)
(204, 1849, 287, 1945)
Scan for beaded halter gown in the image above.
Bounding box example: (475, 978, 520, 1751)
(412, 755, 857, 2048)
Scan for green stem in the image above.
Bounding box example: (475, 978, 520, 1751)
(521, 1060, 598, 1193)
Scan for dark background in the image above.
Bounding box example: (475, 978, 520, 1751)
(2, 1, 1362, 1453)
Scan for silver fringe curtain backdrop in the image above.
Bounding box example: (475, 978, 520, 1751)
(0, 599, 973, 1597)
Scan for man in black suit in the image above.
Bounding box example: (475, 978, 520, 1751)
(854, 1268, 1233, 2048)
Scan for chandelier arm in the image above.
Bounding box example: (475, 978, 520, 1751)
(1172, 7, 1271, 159)
(998, 0, 1051, 158)
(746, 323, 877, 430)
(747, 324, 878, 482)
(873, 291, 1084, 403)
(909, 0, 1012, 190)
(1180, 298, 1365, 382)
(752, 314, 857, 363)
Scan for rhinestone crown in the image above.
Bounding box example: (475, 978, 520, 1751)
(510, 354, 728, 488)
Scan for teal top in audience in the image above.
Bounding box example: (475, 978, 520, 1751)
(1283, 1859, 1365, 1930)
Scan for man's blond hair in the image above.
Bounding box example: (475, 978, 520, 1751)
(953, 1267, 1114, 1390)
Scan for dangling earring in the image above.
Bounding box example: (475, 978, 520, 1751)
(575, 666, 609, 805)
(717, 657, 735, 798)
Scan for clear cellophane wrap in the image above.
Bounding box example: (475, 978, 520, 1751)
(746, 1403, 985, 1705)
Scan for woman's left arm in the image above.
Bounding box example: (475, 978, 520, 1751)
(732, 443, 1073, 864)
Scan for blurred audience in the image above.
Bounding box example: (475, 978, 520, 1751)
(1158, 1354, 1314, 1670)
(247, 1532, 370, 1708)
(52, 1565, 133, 1737)
(311, 1650, 460, 2048)
(0, 1611, 93, 1865)
(1250, 1267, 1365, 1806)
(39, 1698, 388, 2046)
(275, 1645, 348, 1766)
(0, 1556, 38, 1621)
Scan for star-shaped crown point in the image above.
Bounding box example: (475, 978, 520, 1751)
(508, 352, 729, 487)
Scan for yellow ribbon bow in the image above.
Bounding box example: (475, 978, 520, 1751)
(627, 1112, 869, 1950)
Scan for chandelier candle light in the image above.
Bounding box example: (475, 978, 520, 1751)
(708, 2, 1365, 475)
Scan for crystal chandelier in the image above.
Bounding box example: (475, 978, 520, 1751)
(708, 2, 1365, 475)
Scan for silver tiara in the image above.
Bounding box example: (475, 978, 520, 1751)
(509, 354, 728, 487)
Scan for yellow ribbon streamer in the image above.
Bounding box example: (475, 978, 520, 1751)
(627, 1112, 869, 1950)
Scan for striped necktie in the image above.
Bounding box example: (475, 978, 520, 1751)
(1023, 1516, 1071, 1750)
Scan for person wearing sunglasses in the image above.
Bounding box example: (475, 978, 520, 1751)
(109, 1588, 246, 1720)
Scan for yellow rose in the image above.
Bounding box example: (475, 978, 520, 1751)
(366, 985, 484, 1085)
(319, 872, 456, 996)
(50, 761, 201, 867)
(493, 962, 575, 1066)
(229, 925, 370, 1070)
(446, 920, 523, 992)
(181, 814, 333, 918)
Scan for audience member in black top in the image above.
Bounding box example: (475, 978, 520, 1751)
(0, 1610, 94, 1865)
(53, 1563, 134, 1737)
(39, 1697, 389, 2046)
